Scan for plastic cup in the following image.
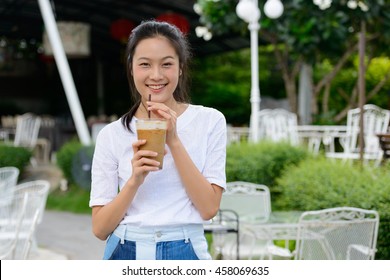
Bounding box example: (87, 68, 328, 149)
(136, 118, 167, 169)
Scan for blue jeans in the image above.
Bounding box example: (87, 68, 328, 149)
(103, 224, 211, 260)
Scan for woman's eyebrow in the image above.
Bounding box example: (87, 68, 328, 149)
(136, 55, 176, 61)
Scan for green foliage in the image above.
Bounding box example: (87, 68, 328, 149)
(192, 50, 251, 125)
(365, 57, 390, 106)
(51, 140, 95, 213)
(56, 140, 95, 190)
(196, 0, 247, 36)
(56, 141, 83, 184)
(195, 0, 390, 123)
(314, 55, 390, 120)
(192, 48, 285, 125)
(274, 157, 390, 259)
(226, 141, 310, 196)
(0, 144, 32, 174)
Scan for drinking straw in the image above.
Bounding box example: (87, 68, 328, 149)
(148, 94, 151, 119)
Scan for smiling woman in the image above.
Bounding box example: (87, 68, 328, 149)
(89, 20, 227, 260)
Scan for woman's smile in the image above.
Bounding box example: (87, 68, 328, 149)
(147, 83, 167, 92)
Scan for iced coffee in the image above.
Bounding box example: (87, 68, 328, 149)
(136, 118, 167, 169)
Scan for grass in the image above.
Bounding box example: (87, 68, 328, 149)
(46, 185, 91, 214)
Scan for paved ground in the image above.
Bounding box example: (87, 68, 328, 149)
(32, 210, 106, 260)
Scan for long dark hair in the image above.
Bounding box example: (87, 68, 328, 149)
(121, 20, 192, 131)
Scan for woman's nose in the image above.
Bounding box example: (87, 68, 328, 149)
(150, 66, 163, 80)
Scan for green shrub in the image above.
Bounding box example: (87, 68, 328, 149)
(56, 141, 83, 184)
(275, 157, 390, 259)
(0, 144, 32, 174)
(56, 141, 95, 190)
(226, 141, 310, 197)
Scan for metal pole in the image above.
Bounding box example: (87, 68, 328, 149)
(358, 20, 366, 164)
(37, 0, 91, 145)
(249, 20, 260, 142)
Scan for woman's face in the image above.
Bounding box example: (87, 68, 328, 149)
(132, 36, 180, 104)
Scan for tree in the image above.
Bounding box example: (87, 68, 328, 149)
(196, 0, 390, 123)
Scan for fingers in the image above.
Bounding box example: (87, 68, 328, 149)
(132, 140, 161, 171)
(132, 139, 146, 153)
(146, 102, 177, 121)
(132, 151, 161, 169)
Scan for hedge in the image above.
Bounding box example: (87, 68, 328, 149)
(226, 141, 311, 198)
(0, 144, 32, 174)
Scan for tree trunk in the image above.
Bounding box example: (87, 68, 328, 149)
(273, 45, 301, 114)
(298, 63, 313, 124)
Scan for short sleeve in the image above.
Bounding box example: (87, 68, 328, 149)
(89, 125, 120, 207)
(203, 110, 227, 190)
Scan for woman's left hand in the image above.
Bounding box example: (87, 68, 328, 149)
(146, 101, 178, 146)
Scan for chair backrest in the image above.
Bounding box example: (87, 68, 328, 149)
(0, 167, 20, 201)
(220, 181, 271, 223)
(258, 108, 299, 145)
(13, 180, 50, 225)
(10, 180, 50, 259)
(345, 104, 390, 154)
(13, 113, 42, 148)
(295, 207, 379, 260)
(0, 193, 29, 259)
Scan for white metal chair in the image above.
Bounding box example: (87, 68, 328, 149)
(0, 193, 29, 259)
(211, 181, 291, 260)
(326, 104, 390, 165)
(294, 207, 379, 260)
(0, 167, 20, 202)
(257, 108, 300, 146)
(13, 113, 42, 149)
(11, 180, 50, 259)
(14, 113, 42, 167)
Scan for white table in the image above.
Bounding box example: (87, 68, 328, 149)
(227, 126, 250, 144)
(297, 125, 347, 154)
(205, 211, 302, 260)
(242, 211, 301, 239)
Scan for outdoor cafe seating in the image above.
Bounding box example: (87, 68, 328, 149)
(206, 181, 292, 260)
(0, 113, 43, 165)
(257, 108, 300, 146)
(207, 181, 380, 260)
(325, 104, 390, 165)
(0, 174, 50, 260)
(0, 113, 80, 164)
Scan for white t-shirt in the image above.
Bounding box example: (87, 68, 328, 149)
(89, 104, 227, 227)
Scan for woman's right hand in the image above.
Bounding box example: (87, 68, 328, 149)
(129, 139, 160, 187)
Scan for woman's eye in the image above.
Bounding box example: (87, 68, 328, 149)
(162, 63, 172, 68)
(140, 63, 149, 67)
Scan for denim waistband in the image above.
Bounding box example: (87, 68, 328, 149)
(113, 224, 205, 245)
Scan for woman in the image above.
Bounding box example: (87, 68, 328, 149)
(89, 20, 226, 260)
